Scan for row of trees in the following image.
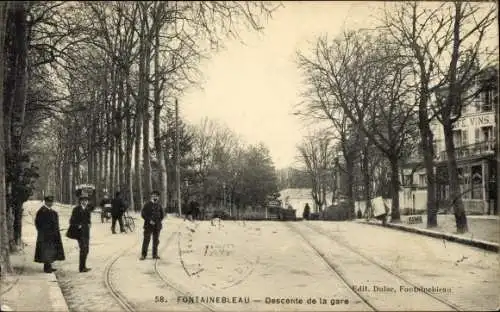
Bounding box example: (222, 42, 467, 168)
(295, 1, 497, 232)
(184, 118, 279, 211)
(0, 1, 281, 275)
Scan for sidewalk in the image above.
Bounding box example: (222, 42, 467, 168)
(359, 214, 499, 252)
(1, 201, 70, 312)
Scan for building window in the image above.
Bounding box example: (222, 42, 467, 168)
(481, 89, 493, 112)
(419, 174, 426, 187)
(452, 129, 469, 148)
(482, 126, 493, 142)
(470, 165, 483, 200)
(403, 175, 412, 186)
(458, 167, 471, 199)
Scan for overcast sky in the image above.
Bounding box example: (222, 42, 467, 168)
(180, 1, 498, 170)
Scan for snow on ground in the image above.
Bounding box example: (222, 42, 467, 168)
(8, 201, 499, 311)
(309, 221, 499, 311)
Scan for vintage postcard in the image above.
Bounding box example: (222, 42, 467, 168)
(0, 1, 498, 312)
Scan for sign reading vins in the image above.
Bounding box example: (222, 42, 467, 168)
(453, 114, 493, 129)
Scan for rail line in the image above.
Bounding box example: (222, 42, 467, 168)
(154, 220, 217, 312)
(103, 240, 140, 312)
(301, 222, 461, 311)
(284, 222, 377, 311)
(287, 221, 461, 312)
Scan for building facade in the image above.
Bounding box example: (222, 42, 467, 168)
(402, 67, 498, 215)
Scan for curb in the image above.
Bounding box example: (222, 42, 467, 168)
(47, 272, 70, 312)
(360, 220, 499, 252)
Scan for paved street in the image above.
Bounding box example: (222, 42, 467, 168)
(11, 201, 500, 311)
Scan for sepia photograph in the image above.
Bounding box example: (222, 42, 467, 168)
(0, 1, 498, 311)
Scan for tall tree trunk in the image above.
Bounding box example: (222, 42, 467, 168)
(142, 50, 152, 197)
(88, 102, 94, 184)
(442, 2, 468, 234)
(109, 65, 117, 194)
(345, 157, 355, 219)
(443, 121, 468, 233)
(116, 67, 124, 193)
(10, 1, 28, 248)
(134, 11, 147, 211)
(389, 155, 401, 222)
(96, 108, 103, 200)
(362, 150, 371, 217)
(418, 88, 438, 228)
(0, 0, 12, 275)
(153, 21, 168, 209)
(124, 78, 134, 208)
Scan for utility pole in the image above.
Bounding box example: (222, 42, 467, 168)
(175, 99, 181, 216)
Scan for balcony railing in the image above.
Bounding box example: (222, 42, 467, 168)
(439, 140, 496, 161)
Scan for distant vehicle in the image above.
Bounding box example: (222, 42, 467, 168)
(265, 199, 296, 221)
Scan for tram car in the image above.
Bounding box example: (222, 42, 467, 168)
(75, 184, 97, 207)
(265, 199, 296, 221)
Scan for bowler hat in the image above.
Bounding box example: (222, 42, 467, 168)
(79, 193, 89, 200)
(44, 196, 54, 202)
(151, 190, 160, 196)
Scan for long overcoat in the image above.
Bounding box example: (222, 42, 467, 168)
(111, 197, 126, 218)
(69, 205, 93, 240)
(34, 206, 65, 263)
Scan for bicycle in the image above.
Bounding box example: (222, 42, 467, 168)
(123, 210, 135, 232)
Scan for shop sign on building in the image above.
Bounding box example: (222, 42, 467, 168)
(453, 114, 494, 129)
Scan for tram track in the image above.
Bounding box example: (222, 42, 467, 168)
(103, 219, 214, 312)
(301, 222, 462, 311)
(284, 222, 377, 311)
(103, 241, 140, 312)
(286, 221, 462, 312)
(154, 220, 217, 312)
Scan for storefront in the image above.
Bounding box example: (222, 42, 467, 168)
(436, 156, 497, 215)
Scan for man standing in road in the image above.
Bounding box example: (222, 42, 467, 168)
(140, 190, 165, 260)
(34, 196, 65, 273)
(111, 191, 126, 234)
(69, 193, 93, 273)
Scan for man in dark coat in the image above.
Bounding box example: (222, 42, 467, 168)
(34, 196, 65, 273)
(140, 190, 165, 260)
(303, 203, 311, 220)
(111, 191, 126, 234)
(69, 194, 94, 273)
(189, 200, 200, 220)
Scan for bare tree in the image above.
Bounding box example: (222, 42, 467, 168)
(0, 1, 12, 275)
(383, 1, 497, 232)
(297, 30, 418, 222)
(297, 132, 335, 212)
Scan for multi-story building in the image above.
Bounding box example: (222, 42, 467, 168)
(402, 66, 498, 215)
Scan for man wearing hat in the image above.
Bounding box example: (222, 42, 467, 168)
(140, 190, 165, 260)
(111, 191, 126, 234)
(34, 196, 65, 273)
(69, 193, 93, 272)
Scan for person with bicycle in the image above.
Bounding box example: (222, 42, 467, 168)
(140, 190, 164, 260)
(111, 191, 126, 234)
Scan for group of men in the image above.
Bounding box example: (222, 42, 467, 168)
(34, 190, 166, 273)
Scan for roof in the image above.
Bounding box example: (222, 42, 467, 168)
(278, 188, 313, 199)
